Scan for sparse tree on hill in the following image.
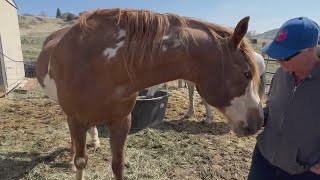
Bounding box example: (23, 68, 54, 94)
(66, 13, 76, 21)
(56, 8, 62, 18)
(39, 11, 47, 17)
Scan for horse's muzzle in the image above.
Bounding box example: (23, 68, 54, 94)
(233, 108, 263, 137)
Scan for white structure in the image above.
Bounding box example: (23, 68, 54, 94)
(0, 0, 25, 96)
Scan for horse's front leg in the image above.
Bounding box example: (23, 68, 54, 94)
(69, 133, 77, 172)
(88, 126, 100, 149)
(107, 114, 131, 180)
(67, 116, 88, 180)
(201, 97, 214, 124)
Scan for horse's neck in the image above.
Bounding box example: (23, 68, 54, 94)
(118, 25, 222, 95)
(130, 59, 191, 92)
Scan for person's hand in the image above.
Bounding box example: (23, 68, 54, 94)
(310, 162, 320, 174)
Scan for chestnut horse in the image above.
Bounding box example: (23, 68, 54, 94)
(36, 8, 263, 180)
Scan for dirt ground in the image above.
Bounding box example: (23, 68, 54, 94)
(0, 81, 260, 180)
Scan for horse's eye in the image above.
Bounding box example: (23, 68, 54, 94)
(244, 72, 252, 79)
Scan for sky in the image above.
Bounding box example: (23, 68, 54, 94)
(15, 0, 320, 34)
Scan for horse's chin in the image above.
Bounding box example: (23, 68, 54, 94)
(229, 121, 261, 137)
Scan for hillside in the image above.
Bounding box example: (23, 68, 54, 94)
(254, 29, 278, 40)
(19, 15, 77, 60)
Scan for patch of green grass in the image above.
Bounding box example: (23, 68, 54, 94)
(20, 36, 46, 60)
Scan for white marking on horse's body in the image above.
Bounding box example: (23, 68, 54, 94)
(75, 158, 86, 167)
(162, 35, 170, 40)
(103, 40, 124, 59)
(88, 126, 100, 148)
(161, 35, 181, 52)
(43, 60, 58, 102)
(103, 29, 126, 60)
(172, 39, 181, 48)
(117, 29, 126, 39)
(162, 45, 168, 52)
(75, 157, 86, 179)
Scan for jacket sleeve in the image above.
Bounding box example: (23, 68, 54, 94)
(262, 73, 275, 127)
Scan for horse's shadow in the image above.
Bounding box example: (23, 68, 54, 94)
(151, 117, 231, 135)
(0, 148, 69, 179)
(97, 117, 231, 138)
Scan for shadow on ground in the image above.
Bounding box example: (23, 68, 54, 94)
(0, 148, 69, 179)
(97, 117, 230, 138)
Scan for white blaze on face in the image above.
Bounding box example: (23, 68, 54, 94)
(103, 29, 126, 60)
(43, 60, 58, 102)
(224, 81, 262, 128)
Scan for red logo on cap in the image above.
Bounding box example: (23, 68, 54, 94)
(275, 29, 288, 41)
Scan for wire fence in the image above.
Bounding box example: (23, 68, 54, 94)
(264, 58, 279, 93)
(0, 50, 45, 99)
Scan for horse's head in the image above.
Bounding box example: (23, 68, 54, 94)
(196, 16, 263, 137)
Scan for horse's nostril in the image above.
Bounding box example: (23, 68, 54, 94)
(237, 124, 257, 136)
(242, 127, 251, 134)
(239, 121, 245, 127)
(248, 127, 255, 134)
(233, 120, 260, 137)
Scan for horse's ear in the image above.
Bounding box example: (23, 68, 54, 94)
(231, 16, 250, 49)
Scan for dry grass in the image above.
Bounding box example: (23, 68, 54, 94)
(0, 85, 259, 180)
(19, 15, 76, 37)
(19, 15, 77, 60)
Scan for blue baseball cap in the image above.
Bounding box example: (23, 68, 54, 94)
(261, 17, 320, 59)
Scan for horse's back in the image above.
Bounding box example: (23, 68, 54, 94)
(253, 52, 267, 98)
(254, 52, 266, 76)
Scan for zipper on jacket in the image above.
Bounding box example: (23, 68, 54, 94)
(269, 77, 307, 163)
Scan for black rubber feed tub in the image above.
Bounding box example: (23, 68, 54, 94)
(130, 89, 169, 133)
(97, 89, 169, 136)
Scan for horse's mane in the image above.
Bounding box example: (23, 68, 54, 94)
(79, 9, 259, 91)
